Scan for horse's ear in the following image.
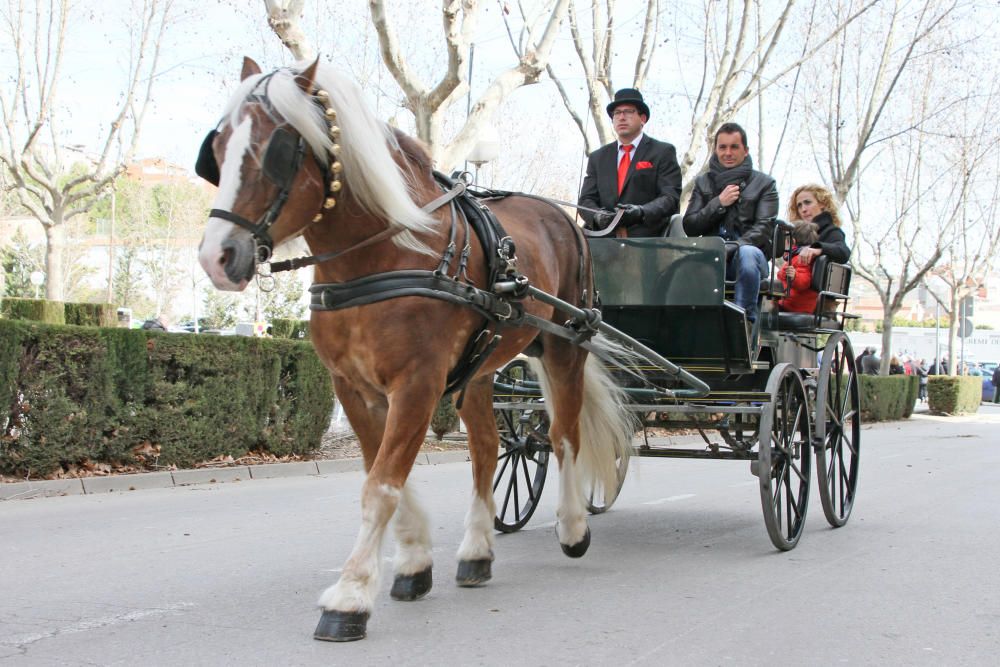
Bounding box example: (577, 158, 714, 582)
(295, 56, 321, 94)
(241, 57, 262, 81)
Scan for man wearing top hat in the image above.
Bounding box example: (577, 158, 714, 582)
(578, 88, 682, 238)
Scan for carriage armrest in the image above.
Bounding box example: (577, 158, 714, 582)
(810, 256, 851, 299)
(663, 213, 686, 238)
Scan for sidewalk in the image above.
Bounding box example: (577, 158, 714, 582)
(0, 449, 471, 501)
(5, 405, 996, 501)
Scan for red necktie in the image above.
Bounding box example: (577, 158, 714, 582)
(617, 144, 632, 194)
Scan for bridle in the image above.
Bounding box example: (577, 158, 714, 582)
(195, 71, 343, 265)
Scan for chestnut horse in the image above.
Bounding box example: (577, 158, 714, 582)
(196, 57, 632, 642)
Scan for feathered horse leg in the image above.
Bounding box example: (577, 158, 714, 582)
(314, 385, 439, 642)
(454, 376, 500, 585)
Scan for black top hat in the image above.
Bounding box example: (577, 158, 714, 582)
(606, 88, 650, 119)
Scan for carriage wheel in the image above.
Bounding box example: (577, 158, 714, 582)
(493, 359, 551, 533)
(814, 333, 861, 528)
(757, 363, 812, 551)
(584, 452, 628, 514)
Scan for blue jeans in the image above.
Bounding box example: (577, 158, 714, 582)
(727, 244, 768, 322)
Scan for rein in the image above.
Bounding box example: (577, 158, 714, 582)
(269, 182, 468, 273)
(470, 187, 626, 238)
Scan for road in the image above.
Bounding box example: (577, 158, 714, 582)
(2, 407, 999, 666)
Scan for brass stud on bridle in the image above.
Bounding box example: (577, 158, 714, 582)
(313, 87, 342, 213)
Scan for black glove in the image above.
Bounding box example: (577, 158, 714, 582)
(616, 203, 644, 224)
(592, 210, 615, 230)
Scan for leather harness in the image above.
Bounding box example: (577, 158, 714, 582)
(308, 172, 546, 402)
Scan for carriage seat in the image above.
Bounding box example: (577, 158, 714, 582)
(773, 256, 852, 331)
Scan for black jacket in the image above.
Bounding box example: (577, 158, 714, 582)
(578, 135, 682, 237)
(683, 168, 779, 255)
(810, 212, 851, 263)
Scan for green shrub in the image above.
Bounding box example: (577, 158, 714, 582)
(1, 297, 65, 324)
(271, 318, 310, 340)
(0, 319, 334, 478)
(430, 396, 460, 440)
(927, 376, 982, 415)
(859, 375, 919, 422)
(64, 302, 117, 327)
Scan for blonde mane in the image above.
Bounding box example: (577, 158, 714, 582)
(221, 61, 437, 255)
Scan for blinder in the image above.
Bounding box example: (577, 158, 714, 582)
(195, 130, 220, 186)
(262, 127, 303, 189)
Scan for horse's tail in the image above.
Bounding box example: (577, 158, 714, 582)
(528, 343, 635, 498)
(576, 352, 635, 497)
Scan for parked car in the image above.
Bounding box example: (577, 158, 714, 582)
(983, 362, 998, 403)
(177, 317, 219, 334)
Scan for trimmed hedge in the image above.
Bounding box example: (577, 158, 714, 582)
(859, 375, 919, 422)
(271, 318, 310, 340)
(0, 319, 333, 478)
(64, 302, 117, 327)
(927, 376, 982, 415)
(431, 396, 460, 439)
(1, 297, 65, 324)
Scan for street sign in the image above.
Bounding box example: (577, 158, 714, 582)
(959, 295, 974, 338)
(958, 317, 973, 338)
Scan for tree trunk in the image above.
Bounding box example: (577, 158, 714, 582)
(946, 292, 959, 376)
(44, 222, 66, 302)
(879, 314, 894, 375)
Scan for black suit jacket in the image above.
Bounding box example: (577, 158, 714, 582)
(578, 135, 682, 237)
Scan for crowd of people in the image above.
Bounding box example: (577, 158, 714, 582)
(852, 349, 1000, 403)
(577, 88, 850, 327)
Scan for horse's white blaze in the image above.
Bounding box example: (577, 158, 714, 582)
(392, 483, 433, 576)
(457, 494, 495, 561)
(318, 483, 401, 613)
(198, 118, 254, 289)
(555, 438, 588, 546)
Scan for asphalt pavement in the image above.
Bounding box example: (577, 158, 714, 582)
(1, 405, 998, 666)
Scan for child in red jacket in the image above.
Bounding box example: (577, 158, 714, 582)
(779, 221, 820, 313)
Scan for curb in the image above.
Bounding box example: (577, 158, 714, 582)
(0, 450, 470, 501)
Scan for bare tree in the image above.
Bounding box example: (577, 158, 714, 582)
(505, 0, 660, 155)
(264, 0, 571, 170)
(674, 0, 879, 197)
(920, 91, 1000, 374)
(805, 0, 971, 370)
(0, 0, 175, 301)
(850, 128, 956, 373)
(811, 0, 959, 208)
(264, 0, 315, 60)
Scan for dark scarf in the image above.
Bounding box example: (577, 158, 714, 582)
(708, 154, 754, 194)
(708, 154, 754, 241)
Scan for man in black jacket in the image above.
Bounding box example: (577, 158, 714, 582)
(683, 122, 778, 322)
(578, 89, 682, 237)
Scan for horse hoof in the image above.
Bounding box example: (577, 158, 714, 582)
(455, 558, 492, 587)
(390, 567, 433, 601)
(313, 610, 369, 642)
(560, 526, 591, 558)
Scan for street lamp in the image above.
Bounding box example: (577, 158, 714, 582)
(466, 127, 499, 186)
(29, 271, 45, 299)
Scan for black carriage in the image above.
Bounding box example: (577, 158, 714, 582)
(492, 219, 861, 550)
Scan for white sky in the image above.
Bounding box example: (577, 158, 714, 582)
(3, 0, 826, 198)
(4, 0, 996, 214)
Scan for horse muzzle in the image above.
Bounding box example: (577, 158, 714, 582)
(221, 237, 257, 285)
(199, 231, 256, 291)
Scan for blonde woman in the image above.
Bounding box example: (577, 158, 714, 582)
(787, 184, 851, 265)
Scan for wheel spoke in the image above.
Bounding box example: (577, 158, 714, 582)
(788, 458, 807, 484)
(839, 375, 855, 418)
(493, 451, 513, 492)
(499, 452, 519, 519)
(519, 453, 536, 504)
